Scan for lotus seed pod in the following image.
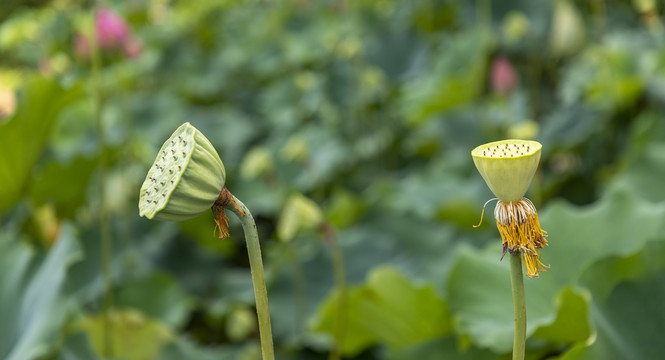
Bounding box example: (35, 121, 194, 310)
(471, 139, 541, 202)
(277, 193, 325, 242)
(139, 122, 225, 221)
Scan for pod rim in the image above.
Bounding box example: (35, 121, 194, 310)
(471, 139, 542, 159)
(139, 122, 196, 219)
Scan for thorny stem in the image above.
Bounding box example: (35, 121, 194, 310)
(322, 223, 347, 360)
(218, 189, 275, 360)
(90, 4, 114, 357)
(510, 252, 527, 360)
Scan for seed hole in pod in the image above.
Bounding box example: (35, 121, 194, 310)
(154, 187, 158, 191)
(182, 151, 186, 156)
(170, 180, 173, 184)
(169, 169, 173, 174)
(178, 165, 181, 170)
(162, 193, 165, 197)
(160, 182, 164, 185)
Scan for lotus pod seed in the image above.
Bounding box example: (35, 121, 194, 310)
(139, 122, 226, 221)
(471, 139, 541, 202)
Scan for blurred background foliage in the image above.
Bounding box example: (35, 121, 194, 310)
(1, 0, 665, 359)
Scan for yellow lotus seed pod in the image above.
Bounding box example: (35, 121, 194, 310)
(139, 122, 226, 221)
(471, 139, 541, 202)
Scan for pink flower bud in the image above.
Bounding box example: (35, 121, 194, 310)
(491, 56, 518, 95)
(95, 7, 129, 49)
(123, 37, 143, 59)
(73, 33, 90, 59)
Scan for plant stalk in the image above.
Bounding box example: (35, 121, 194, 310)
(90, 4, 114, 357)
(288, 243, 308, 337)
(509, 252, 526, 360)
(322, 223, 347, 360)
(223, 193, 275, 360)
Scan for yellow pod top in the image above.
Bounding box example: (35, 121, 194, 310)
(471, 139, 542, 202)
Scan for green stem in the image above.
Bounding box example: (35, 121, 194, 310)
(224, 194, 275, 360)
(591, 0, 607, 35)
(90, 4, 114, 358)
(288, 243, 308, 337)
(322, 223, 347, 360)
(477, 0, 491, 29)
(509, 252, 526, 360)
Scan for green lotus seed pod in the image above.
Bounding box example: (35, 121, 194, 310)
(139, 122, 225, 221)
(471, 139, 541, 202)
(277, 193, 324, 242)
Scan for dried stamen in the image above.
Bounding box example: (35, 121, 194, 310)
(493, 198, 549, 277)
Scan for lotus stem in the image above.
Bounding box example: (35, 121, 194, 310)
(90, 4, 114, 357)
(221, 190, 274, 360)
(509, 252, 526, 360)
(322, 223, 347, 360)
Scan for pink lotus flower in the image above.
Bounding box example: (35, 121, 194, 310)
(491, 56, 519, 95)
(72, 8, 142, 61)
(95, 7, 129, 49)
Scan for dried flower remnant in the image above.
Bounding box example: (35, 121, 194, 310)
(472, 139, 548, 277)
(493, 198, 548, 277)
